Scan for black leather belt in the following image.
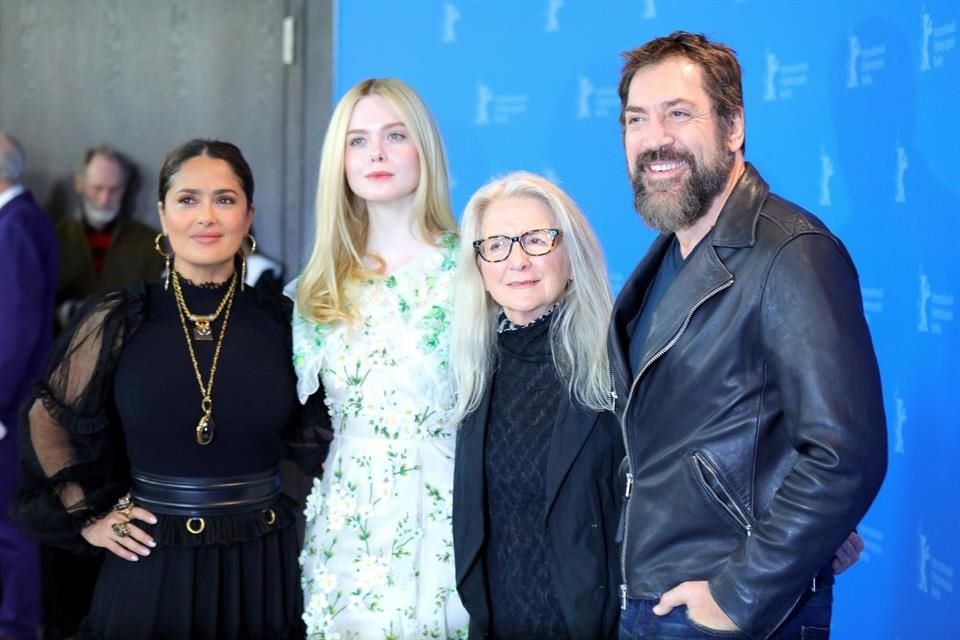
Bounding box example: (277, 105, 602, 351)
(130, 468, 281, 517)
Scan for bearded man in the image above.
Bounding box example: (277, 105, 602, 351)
(608, 32, 887, 640)
(55, 145, 159, 329)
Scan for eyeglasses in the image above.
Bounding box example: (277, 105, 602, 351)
(472, 228, 562, 263)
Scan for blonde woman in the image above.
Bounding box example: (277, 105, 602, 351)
(288, 78, 469, 639)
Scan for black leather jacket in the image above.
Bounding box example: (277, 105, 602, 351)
(608, 164, 887, 639)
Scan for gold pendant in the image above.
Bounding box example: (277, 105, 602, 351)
(196, 412, 215, 445)
(193, 319, 213, 341)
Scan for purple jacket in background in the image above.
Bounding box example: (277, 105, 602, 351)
(0, 189, 58, 429)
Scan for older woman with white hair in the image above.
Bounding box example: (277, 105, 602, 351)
(449, 172, 866, 640)
(451, 172, 623, 639)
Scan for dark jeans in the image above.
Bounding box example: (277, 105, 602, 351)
(619, 586, 832, 640)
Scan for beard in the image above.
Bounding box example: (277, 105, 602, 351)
(630, 139, 733, 234)
(83, 199, 120, 229)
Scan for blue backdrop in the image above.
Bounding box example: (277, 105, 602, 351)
(334, 1, 959, 637)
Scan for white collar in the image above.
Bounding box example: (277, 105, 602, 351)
(0, 184, 26, 211)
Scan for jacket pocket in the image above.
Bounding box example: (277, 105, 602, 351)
(690, 451, 753, 537)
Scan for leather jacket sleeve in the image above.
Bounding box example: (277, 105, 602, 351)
(709, 232, 887, 639)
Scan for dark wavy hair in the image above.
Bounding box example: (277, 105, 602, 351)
(158, 139, 253, 204)
(618, 31, 744, 145)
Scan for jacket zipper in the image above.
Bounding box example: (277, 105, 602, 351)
(691, 451, 753, 536)
(617, 279, 734, 610)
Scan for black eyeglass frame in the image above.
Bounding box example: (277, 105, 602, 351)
(472, 228, 563, 263)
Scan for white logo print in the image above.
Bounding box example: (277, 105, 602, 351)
(917, 269, 956, 335)
(577, 75, 594, 119)
(893, 389, 906, 455)
(895, 142, 909, 204)
(474, 83, 529, 126)
(764, 51, 780, 102)
(819, 148, 833, 207)
(921, 11, 934, 71)
(575, 73, 619, 120)
(764, 50, 808, 101)
(545, 0, 563, 33)
(921, 11, 957, 71)
(918, 268, 932, 333)
(441, 2, 460, 44)
(847, 34, 887, 88)
(847, 35, 861, 88)
(917, 527, 955, 599)
(861, 287, 884, 321)
(919, 528, 931, 593)
(475, 83, 493, 125)
(643, 0, 656, 20)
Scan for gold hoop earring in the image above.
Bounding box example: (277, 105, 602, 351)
(240, 234, 257, 291)
(154, 233, 173, 290)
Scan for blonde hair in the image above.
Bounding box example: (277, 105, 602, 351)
(451, 172, 614, 420)
(297, 78, 456, 324)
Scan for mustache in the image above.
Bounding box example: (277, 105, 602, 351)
(633, 145, 695, 172)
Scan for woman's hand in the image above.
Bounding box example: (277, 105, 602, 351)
(81, 505, 158, 562)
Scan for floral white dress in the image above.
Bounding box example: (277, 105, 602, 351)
(288, 235, 469, 640)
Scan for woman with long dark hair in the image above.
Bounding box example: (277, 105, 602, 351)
(14, 139, 331, 638)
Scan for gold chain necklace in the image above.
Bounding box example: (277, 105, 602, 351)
(175, 275, 237, 341)
(171, 271, 237, 445)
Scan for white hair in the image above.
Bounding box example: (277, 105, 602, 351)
(451, 171, 614, 421)
(0, 132, 26, 183)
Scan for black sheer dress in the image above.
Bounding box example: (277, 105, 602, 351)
(13, 277, 332, 639)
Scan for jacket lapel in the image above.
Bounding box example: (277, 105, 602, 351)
(609, 234, 672, 400)
(634, 241, 733, 371)
(543, 399, 597, 520)
(454, 384, 492, 587)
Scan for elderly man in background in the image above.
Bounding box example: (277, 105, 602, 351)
(0, 132, 57, 640)
(41, 145, 159, 639)
(55, 145, 160, 328)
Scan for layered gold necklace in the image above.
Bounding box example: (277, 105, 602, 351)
(171, 271, 237, 445)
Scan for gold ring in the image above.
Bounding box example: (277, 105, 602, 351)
(113, 495, 133, 516)
(185, 517, 206, 535)
(263, 509, 276, 525)
(111, 522, 129, 538)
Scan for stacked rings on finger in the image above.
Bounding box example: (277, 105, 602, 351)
(111, 522, 130, 538)
(113, 495, 133, 517)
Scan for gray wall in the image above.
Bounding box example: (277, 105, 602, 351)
(0, 0, 334, 274)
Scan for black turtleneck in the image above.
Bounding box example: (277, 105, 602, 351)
(483, 309, 570, 640)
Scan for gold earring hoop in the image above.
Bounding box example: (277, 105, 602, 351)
(239, 234, 257, 291)
(154, 233, 174, 290)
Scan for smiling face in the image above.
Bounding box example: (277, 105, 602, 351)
(623, 56, 740, 233)
(477, 195, 571, 326)
(157, 155, 253, 283)
(343, 94, 421, 207)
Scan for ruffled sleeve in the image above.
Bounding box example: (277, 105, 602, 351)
(257, 278, 333, 476)
(11, 284, 144, 553)
(284, 278, 329, 405)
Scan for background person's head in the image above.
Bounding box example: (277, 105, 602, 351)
(74, 146, 131, 229)
(0, 132, 27, 191)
